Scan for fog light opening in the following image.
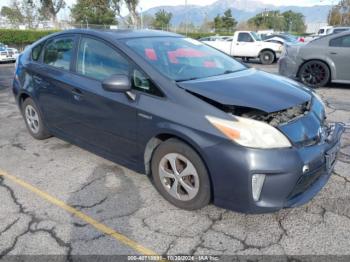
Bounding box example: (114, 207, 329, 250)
(252, 174, 266, 202)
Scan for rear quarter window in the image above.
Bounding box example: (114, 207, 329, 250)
(330, 35, 350, 47)
(32, 42, 45, 61)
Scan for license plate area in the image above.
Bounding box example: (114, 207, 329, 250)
(325, 142, 340, 172)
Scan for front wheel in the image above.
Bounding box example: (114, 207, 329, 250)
(299, 60, 330, 88)
(259, 50, 275, 65)
(151, 138, 211, 210)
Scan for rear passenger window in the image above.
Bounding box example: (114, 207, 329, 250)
(76, 37, 129, 81)
(32, 42, 44, 61)
(43, 37, 74, 70)
(330, 35, 350, 47)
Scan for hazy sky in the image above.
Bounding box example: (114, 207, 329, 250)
(0, 0, 335, 17)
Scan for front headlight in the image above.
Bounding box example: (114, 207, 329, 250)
(206, 115, 291, 149)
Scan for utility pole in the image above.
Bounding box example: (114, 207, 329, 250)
(185, 0, 188, 36)
(140, 7, 143, 29)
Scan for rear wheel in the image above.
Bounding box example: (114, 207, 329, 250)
(22, 98, 51, 140)
(299, 60, 330, 88)
(151, 138, 211, 210)
(259, 50, 275, 65)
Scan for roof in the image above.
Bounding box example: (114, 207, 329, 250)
(57, 29, 183, 40)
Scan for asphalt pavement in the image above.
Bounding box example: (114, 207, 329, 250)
(1, 62, 350, 259)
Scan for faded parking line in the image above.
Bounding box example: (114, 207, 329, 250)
(0, 169, 158, 256)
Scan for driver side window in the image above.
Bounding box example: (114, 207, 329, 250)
(238, 33, 254, 42)
(76, 37, 129, 81)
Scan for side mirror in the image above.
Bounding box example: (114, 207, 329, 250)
(102, 74, 131, 93)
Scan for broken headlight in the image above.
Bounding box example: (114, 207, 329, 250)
(206, 115, 292, 149)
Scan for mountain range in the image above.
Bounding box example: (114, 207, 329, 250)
(143, 0, 332, 26)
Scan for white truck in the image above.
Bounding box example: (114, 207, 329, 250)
(202, 31, 283, 65)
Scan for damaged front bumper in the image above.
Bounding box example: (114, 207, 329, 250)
(203, 122, 345, 214)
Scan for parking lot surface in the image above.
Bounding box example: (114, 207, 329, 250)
(0, 62, 350, 258)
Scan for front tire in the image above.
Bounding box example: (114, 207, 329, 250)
(259, 50, 275, 65)
(151, 138, 211, 210)
(299, 60, 330, 88)
(22, 98, 51, 140)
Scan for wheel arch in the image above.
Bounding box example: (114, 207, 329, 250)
(143, 131, 214, 199)
(144, 132, 203, 175)
(259, 48, 276, 58)
(18, 92, 31, 108)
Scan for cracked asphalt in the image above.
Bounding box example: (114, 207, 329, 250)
(0, 62, 350, 258)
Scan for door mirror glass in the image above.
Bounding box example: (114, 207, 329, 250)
(102, 74, 131, 92)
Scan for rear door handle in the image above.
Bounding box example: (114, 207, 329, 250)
(72, 88, 83, 101)
(33, 75, 42, 84)
(330, 52, 338, 55)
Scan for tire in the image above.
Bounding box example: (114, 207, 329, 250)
(299, 60, 330, 88)
(21, 97, 51, 140)
(151, 138, 211, 210)
(259, 50, 275, 65)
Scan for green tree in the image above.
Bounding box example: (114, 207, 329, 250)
(213, 14, 223, 32)
(328, 0, 350, 26)
(0, 6, 24, 26)
(249, 11, 285, 31)
(124, 0, 139, 27)
(152, 9, 172, 30)
(248, 10, 306, 33)
(282, 10, 306, 33)
(71, 0, 117, 25)
(39, 0, 65, 22)
(213, 9, 237, 32)
(221, 9, 237, 31)
(1, 0, 40, 28)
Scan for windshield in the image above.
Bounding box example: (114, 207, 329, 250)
(124, 37, 246, 82)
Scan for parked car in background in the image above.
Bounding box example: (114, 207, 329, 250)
(6, 47, 20, 60)
(264, 34, 301, 45)
(279, 31, 350, 87)
(317, 26, 334, 36)
(320, 26, 350, 35)
(13, 29, 344, 213)
(202, 31, 283, 64)
(198, 36, 229, 42)
(305, 26, 350, 42)
(0, 43, 18, 62)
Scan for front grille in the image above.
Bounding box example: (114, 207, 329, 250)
(288, 166, 324, 199)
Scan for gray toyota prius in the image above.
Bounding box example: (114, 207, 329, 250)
(13, 29, 344, 213)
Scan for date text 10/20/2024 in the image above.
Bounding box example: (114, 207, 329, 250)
(127, 255, 220, 261)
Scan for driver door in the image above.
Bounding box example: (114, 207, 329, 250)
(233, 32, 256, 57)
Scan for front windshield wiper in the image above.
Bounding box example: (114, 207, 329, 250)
(175, 77, 203, 82)
(175, 69, 247, 82)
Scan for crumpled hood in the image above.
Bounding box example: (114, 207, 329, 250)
(178, 68, 311, 113)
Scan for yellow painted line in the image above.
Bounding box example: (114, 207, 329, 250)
(0, 169, 158, 256)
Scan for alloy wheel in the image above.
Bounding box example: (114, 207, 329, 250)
(25, 105, 40, 134)
(158, 153, 200, 201)
(300, 62, 329, 87)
